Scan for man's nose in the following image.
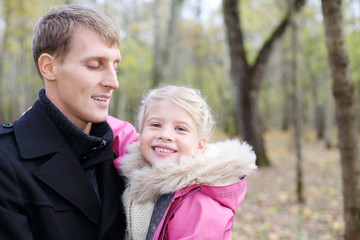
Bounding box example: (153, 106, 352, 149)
(102, 67, 119, 90)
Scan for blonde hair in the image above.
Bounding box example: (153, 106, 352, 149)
(32, 4, 120, 78)
(137, 85, 215, 140)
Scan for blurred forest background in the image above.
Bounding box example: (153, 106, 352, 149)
(1, 0, 360, 239)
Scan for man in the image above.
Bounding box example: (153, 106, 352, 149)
(0, 5, 138, 240)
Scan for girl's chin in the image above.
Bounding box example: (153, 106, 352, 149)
(148, 157, 178, 165)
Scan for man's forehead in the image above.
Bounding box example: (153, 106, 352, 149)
(65, 29, 121, 60)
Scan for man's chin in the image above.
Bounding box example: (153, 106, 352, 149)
(89, 113, 109, 124)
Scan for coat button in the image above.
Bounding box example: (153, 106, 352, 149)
(2, 123, 13, 128)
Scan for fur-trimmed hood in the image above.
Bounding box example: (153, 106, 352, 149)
(121, 139, 257, 203)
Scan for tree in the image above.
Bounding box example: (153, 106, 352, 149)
(321, 0, 360, 239)
(222, 0, 305, 166)
(151, 0, 163, 87)
(290, 16, 304, 204)
(151, 0, 184, 87)
(0, 0, 12, 123)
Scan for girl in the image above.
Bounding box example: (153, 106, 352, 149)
(111, 85, 257, 239)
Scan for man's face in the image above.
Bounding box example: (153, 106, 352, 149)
(48, 27, 121, 130)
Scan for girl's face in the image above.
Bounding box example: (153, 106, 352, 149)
(140, 100, 206, 166)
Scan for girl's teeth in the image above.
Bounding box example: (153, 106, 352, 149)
(154, 147, 174, 153)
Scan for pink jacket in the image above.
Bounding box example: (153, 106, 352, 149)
(153, 180, 247, 239)
(118, 139, 257, 240)
(106, 115, 139, 171)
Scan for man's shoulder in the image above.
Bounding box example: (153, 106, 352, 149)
(0, 123, 16, 161)
(0, 122, 14, 137)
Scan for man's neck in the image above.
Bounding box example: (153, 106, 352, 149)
(83, 122, 92, 134)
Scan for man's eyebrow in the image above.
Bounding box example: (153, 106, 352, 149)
(82, 55, 122, 62)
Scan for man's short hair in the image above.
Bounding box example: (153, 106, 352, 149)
(32, 4, 121, 78)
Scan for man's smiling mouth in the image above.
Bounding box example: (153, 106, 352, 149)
(92, 96, 108, 102)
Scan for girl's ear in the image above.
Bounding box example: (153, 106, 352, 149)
(38, 53, 56, 81)
(196, 137, 206, 154)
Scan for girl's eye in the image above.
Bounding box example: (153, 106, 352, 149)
(151, 123, 161, 128)
(176, 126, 187, 131)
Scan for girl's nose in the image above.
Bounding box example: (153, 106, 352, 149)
(158, 127, 174, 141)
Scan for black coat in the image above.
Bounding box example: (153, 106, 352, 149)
(0, 101, 126, 240)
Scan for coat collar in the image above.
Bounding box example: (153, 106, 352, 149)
(14, 101, 65, 159)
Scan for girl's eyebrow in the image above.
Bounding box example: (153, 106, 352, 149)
(145, 117, 161, 121)
(144, 117, 194, 129)
(144, 117, 162, 124)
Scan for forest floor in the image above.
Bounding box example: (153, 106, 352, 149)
(222, 129, 344, 240)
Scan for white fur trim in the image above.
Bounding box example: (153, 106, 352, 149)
(121, 139, 257, 203)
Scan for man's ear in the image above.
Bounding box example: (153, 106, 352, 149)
(38, 53, 56, 81)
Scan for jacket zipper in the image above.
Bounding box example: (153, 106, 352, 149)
(160, 186, 202, 240)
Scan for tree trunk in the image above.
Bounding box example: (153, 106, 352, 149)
(222, 0, 305, 167)
(157, 0, 184, 86)
(280, 39, 291, 131)
(291, 18, 305, 204)
(0, 0, 11, 123)
(193, 0, 203, 89)
(17, 0, 26, 117)
(324, 73, 334, 148)
(151, 0, 162, 87)
(321, 0, 360, 239)
(307, 61, 325, 139)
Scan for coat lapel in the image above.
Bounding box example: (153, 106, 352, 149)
(14, 101, 101, 225)
(33, 144, 101, 225)
(97, 159, 122, 238)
